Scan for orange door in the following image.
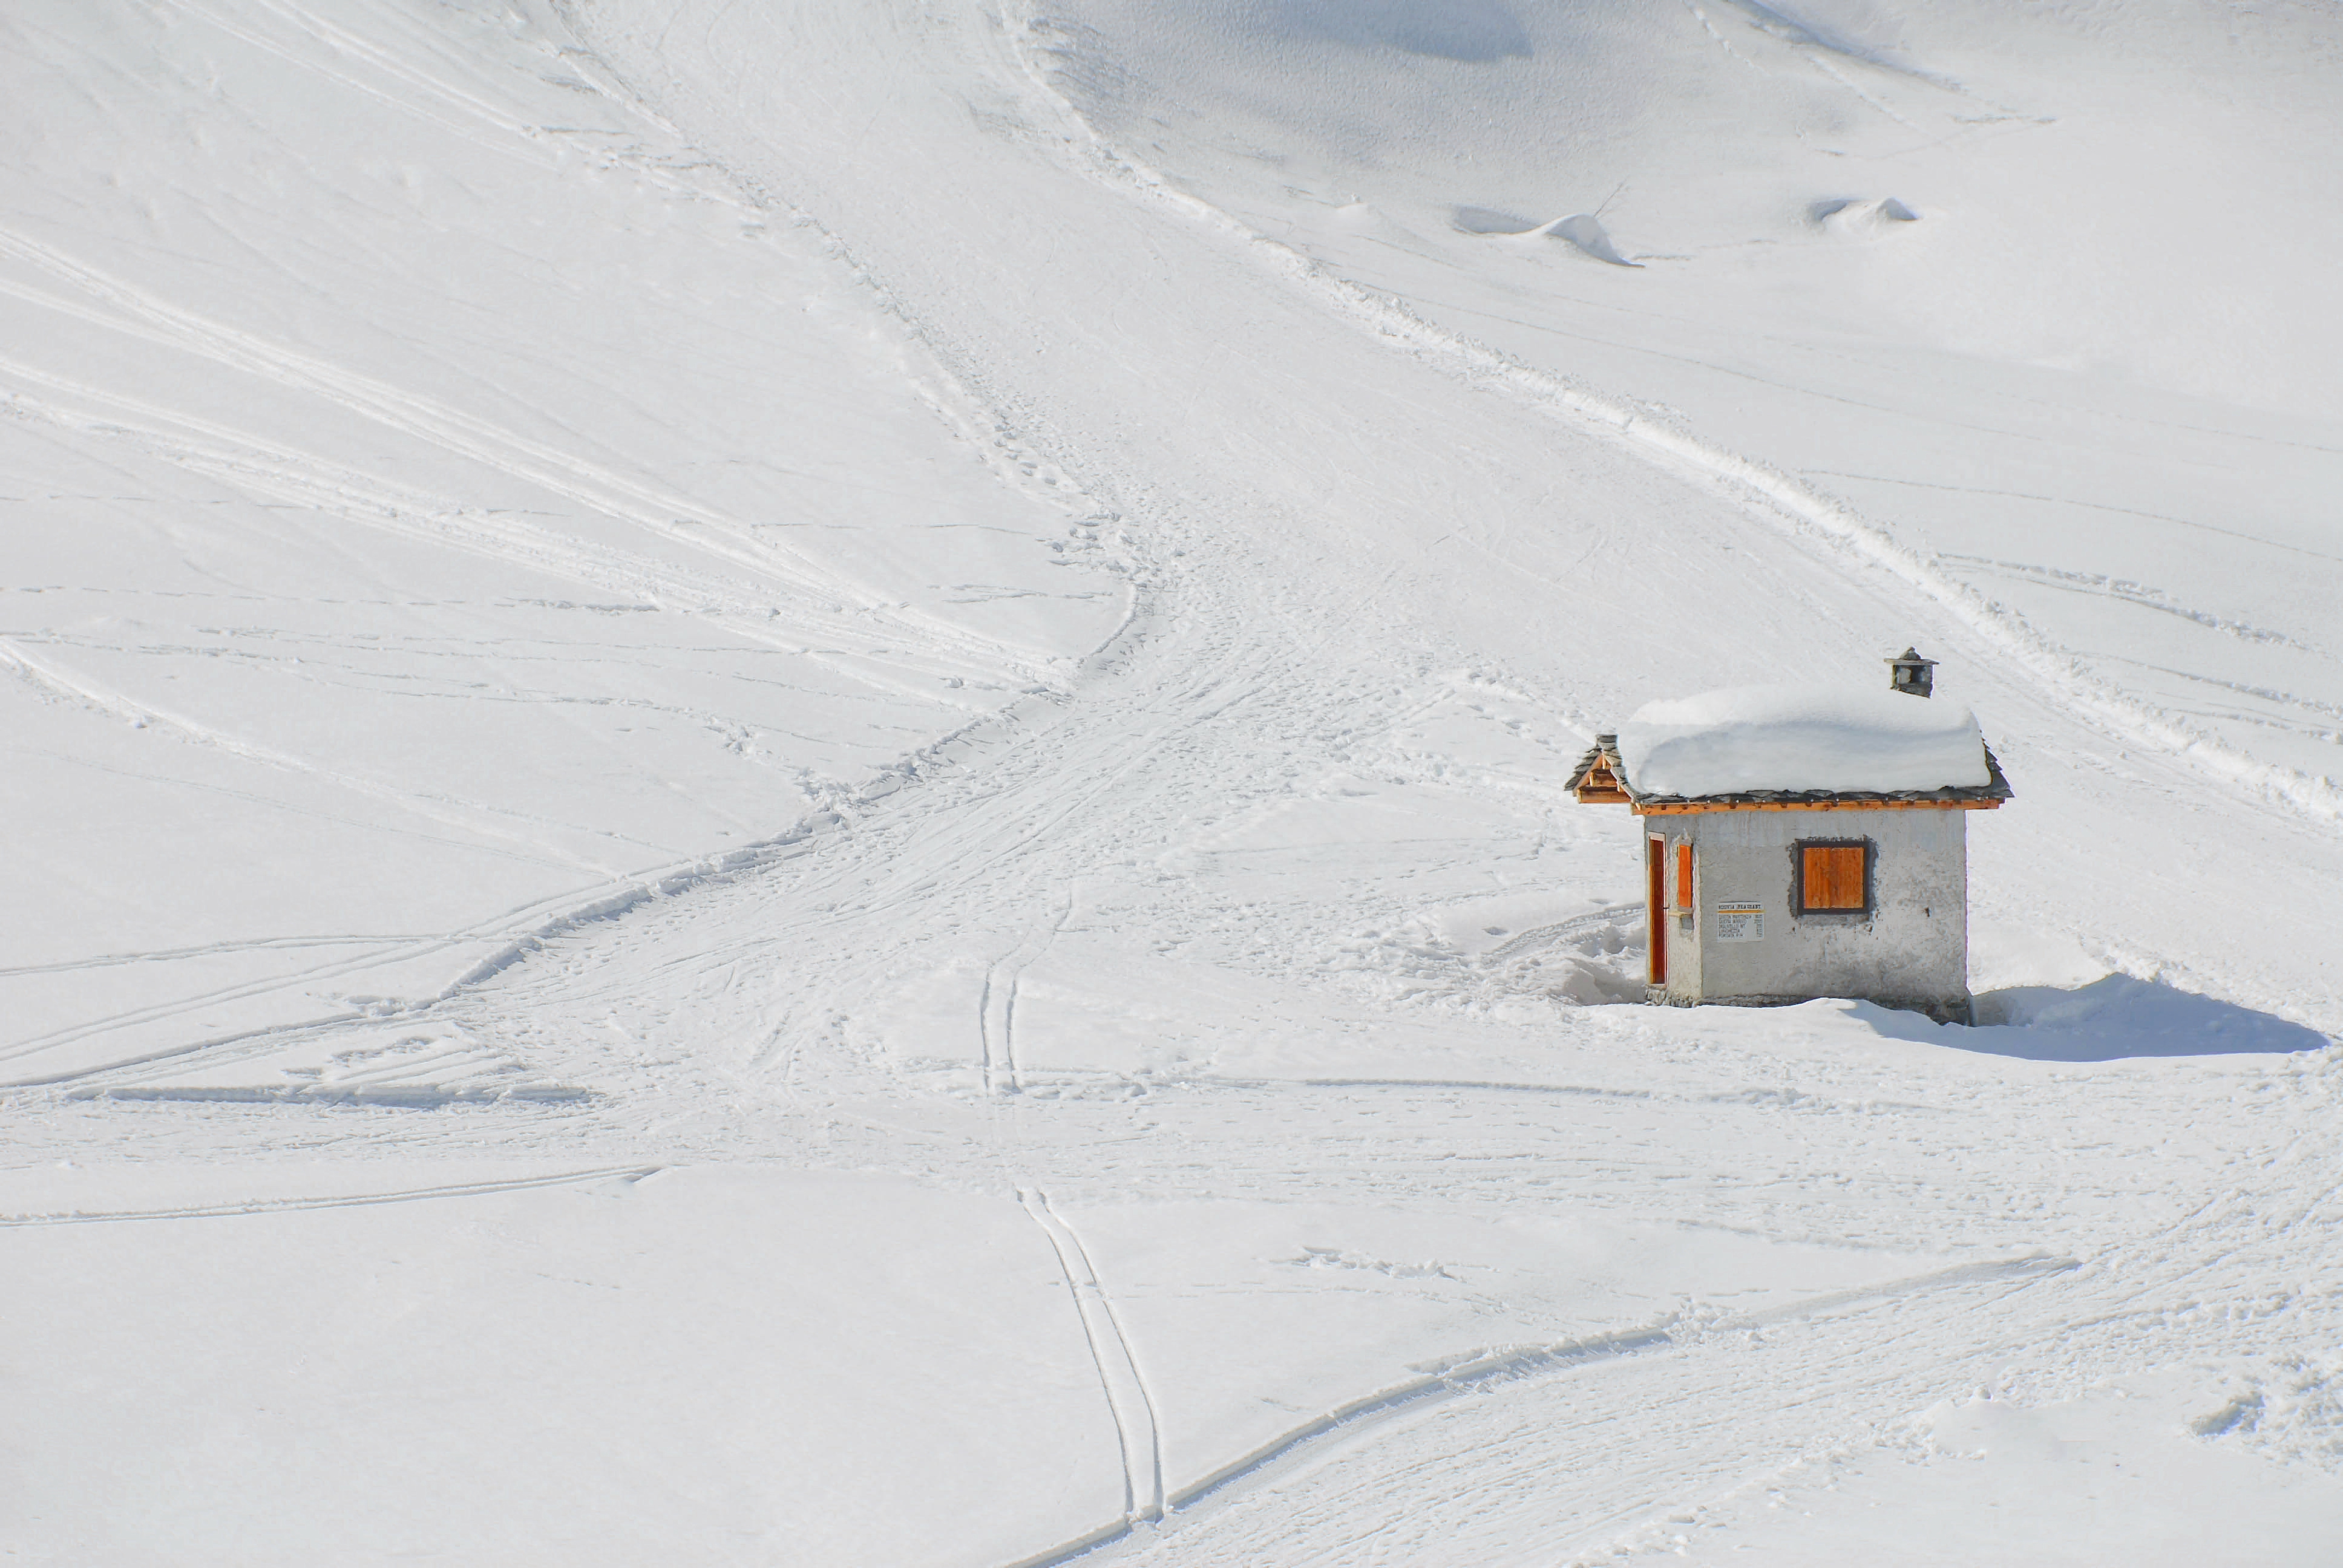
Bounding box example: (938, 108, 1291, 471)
(1647, 835, 1667, 986)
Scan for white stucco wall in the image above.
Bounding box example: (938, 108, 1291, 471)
(1648, 807, 1970, 1019)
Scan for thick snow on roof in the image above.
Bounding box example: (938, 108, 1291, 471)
(1617, 685, 1991, 798)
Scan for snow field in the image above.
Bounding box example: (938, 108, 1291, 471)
(3, 0, 2341, 1563)
(2, 1166, 1124, 1565)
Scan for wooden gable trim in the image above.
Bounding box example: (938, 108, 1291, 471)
(1571, 751, 1634, 805)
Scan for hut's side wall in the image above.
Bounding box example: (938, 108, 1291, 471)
(1659, 807, 1968, 1019)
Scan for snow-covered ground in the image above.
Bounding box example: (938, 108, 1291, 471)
(3, 1, 2339, 1562)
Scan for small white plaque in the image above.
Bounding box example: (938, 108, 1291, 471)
(1715, 902, 1764, 942)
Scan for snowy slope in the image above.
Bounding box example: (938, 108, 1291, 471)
(4, 1, 2340, 1564)
(1036, 0, 2343, 782)
(0, 1, 1122, 1079)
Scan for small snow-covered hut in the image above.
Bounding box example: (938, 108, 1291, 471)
(1567, 651, 2011, 1023)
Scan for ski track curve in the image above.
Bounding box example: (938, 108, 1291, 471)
(1017, 1254, 2077, 1568)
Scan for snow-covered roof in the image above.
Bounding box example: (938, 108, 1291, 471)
(1570, 685, 2011, 806)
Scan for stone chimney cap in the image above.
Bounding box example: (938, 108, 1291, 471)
(1886, 647, 1938, 697)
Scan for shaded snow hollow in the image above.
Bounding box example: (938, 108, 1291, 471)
(1617, 685, 1991, 798)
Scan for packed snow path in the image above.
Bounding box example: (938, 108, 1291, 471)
(4, 1, 2341, 1563)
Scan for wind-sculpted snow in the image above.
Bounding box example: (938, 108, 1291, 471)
(2, 1, 2340, 1563)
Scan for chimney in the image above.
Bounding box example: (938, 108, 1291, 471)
(1886, 647, 1938, 698)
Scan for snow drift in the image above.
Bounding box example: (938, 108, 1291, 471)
(1617, 685, 1991, 797)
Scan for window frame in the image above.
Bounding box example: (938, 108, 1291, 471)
(1792, 838, 1873, 916)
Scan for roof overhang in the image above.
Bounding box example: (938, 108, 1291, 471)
(1567, 737, 2014, 814)
(1634, 797, 2004, 815)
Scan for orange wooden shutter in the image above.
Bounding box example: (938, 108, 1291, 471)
(1802, 846, 1836, 907)
(1803, 845, 1866, 910)
(1676, 843, 1693, 907)
(1832, 845, 1866, 906)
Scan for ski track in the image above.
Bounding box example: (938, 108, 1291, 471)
(0, 223, 930, 639)
(0, 934, 433, 978)
(1020, 1188, 1166, 1527)
(0, 334, 1055, 700)
(0, 817, 836, 1085)
(0, 1163, 661, 1227)
(0, 630, 666, 876)
(983, 888, 1075, 1094)
(1938, 554, 2337, 656)
(1797, 469, 2343, 567)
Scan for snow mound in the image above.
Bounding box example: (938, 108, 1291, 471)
(1962, 974, 2334, 1060)
(1814, 195, 1922, 236)
(1452, 209, 1640, 264)
(1617, 684, 1990, 797)
(1541, 213, 1640, 266)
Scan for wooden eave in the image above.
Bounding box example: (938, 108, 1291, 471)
(1571, 739, 2015, 815)
(1634, 796, 2004, 815)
